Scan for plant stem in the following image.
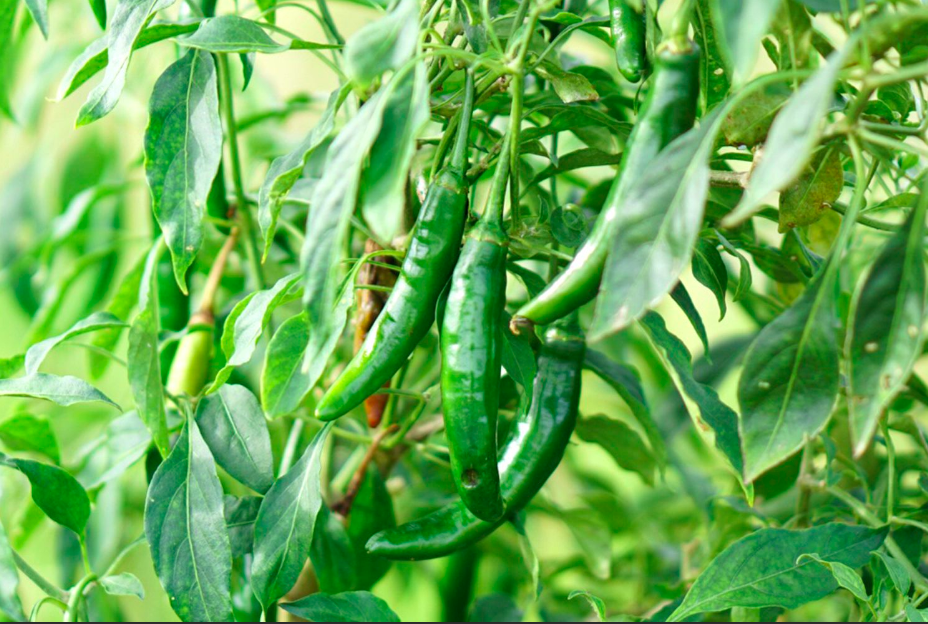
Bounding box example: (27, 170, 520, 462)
(217, 53, 266, 290)
(279, 418, 305, 475)
(64, 575, 96, 622)
(197, 228, 240, 318)
(332, 425, 399, 517)
(79, 535, 93, 577)
(316, 0, 344, 46)
(882, 420, 896, 523)
(11, 550, 67, 602)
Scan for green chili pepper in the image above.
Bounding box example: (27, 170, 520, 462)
(610, 0, 648, 82)
(367, 315, 584, 560)
(439, 125, 513, 523)
(513, 42, 700, 327)
(315, 70, 478, 421)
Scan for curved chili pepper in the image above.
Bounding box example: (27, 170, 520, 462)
(439, 126, 513, 523)
(367, 315, 584, 560)
(315, 70, 477, 421)
(610, 0, 648, 82)
(513, 42, 700, 327)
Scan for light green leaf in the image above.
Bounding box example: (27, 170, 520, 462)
(0, 520, 24, 622)
(196, 385, 275, 494)
(722, 47, 849, 227)
(847, 189, 928, 456)
(261, 312, 312, 418)
(144, 48, 222, 292)
(576, 414, 657, 485)
(24, 0, 48, 39)
(144, 420, 234, 622)
(179, 15, 289, 53)
(258, 87, 349, 258)
(251, 423, 332, 608)
(669, 524, 888, 621)
(907, 605, 928, 622)
(797, 554, 868, 602)
(100, 573, 145, 600)
(77, 0, 179, 126)
(0, 413, 60, 464)
(344, 0, 418, 87)
(709, 0, 783, 86)
(24, 311, 125, 375)
(76, 411, 152, 490)
(0, 453, 92, 535)
(536, 62, 600, 103)
(568, 590, 606, 622)
(0, 374, 118, 408)
(591, 109, 726, 341)
(281, 591, 400, 623)
(208, 273, 300, 394)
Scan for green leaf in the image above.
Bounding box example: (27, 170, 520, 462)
(144, 48, 222, 292)
(360, 63, 430, 244)
(77, 0, 179, 126)
(196, 384, 275, 494)
(144, 420, 234, 622)
(24, 311, 125, 375)
(57, 22, 200, 102)
(0, 413, 60, 464)
(281, 591, 400, 622)
(0, 520, 24, 622)
(576, 414, 657, 485)
(76, 411, 152, 490)
(179, 15, 290, 53)
(875, 550, 912, 596)
(0, 0, 16, 119)
(694, 0, 731, 111)
(797, 554, 868, 602)
(258, 87, 348, 258)
(310, 506, 357, 593)
(721, 83, 791, 147)
(568, 590, 606, 622)
(907, 605, 928, 622)
(0, 454, 91, 535)
(722, 46, 849, 228)
(536, 62, 600, 104)
(344, 0, 418, 87)
(23, 0, 48, 39)
(591, 109, 726, 341)
(127, 242, 170, 458)
(100, 573, 145, 600)
(846, 190, 928, 456)
(693, 238, 728, 319)
(671, 283, 711, 356)
(261, 312, 312, 418)
(345, 468, 395, 590)
(0, 354, 23, 379)
(0, 373, 118, 408)
(778, 145, 844, 233)
(709, 0, 783, 86)
(469, 594, 523, 622)
(251, 423, 332, 608)
(641, 313, 745, 481)
(668, 524, 889, 621)
(88, 0, 107, 28)
(225, 495, 262, 558)
(209, 273, 300, 393)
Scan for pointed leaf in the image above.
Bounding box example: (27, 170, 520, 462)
(24, 312, 125, 375)
(0, 413, 60, 464)
(100, 573, 145, 600)
(179, 15, 290, 53)
(693, 238, 728, 319)
(281, 591, 400, 623)
(261, 312, 312, 418)
(23, 0, 48, 39)
(76, 412, 152, 489)
(797, 554, 869, 602)
(709, 0, 783, 86)
(344, 0, 418, 87)
(0, 454, 91, 535)
(144, 420, 234, 622)
(576, 414, 657, 485)
(0, 374, 118, 408)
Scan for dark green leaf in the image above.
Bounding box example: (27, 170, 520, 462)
(0, 413, 60, 464)
(875, 550, 912, 596)
(196, 384, 275, 494)
(310, 506, 357, 593)
(77, 0, 179, 126)
(0, 519, 23, 622)
(0, 454, 91, 535)
(778, 145, 844, 233)
(144, 48, 222, 292)
(145, 420, 234, 622)
(693, 238, 728, 319)
(671, 283, 711, 356)
(251, 424, 332, 608)
(100, 573, 145, 600)
(709, 0, 783, 86)
(282, 591, 400, 622)
(344, 0, 418, 87)
(796, 554, 868, 602)
(0, 374, 118, 408)
(568, 590, 606, 622)
(576, 414, 657, 485)
(24, 311, 125, 375)
(345, 467, 395, 590)
(225, 495, 262, 558)
(669, 524, 888, 621)
(76, 411, 152, 489)
(179, 15, 289, 53)
(847, 190, 928, 456)
(261, 312, 312, 418)
(88, 0, 107, 28)
(721, 83, 791, 147)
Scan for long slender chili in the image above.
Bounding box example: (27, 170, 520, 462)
(439, 124, 514, 522)
(609, 0, 648, 82)
(367, 315, 585, 560)
(316, 70, 477, 421)
(513, 41, 700, 327)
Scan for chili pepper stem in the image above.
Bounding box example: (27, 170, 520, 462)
(451, 69, 477, 170)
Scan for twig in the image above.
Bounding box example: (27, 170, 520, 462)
(331, 425, 399, 518)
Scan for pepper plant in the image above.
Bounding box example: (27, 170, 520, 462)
(1, 0, 928, 621)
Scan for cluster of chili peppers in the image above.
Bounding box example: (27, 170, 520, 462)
(309, 16, 701, 559)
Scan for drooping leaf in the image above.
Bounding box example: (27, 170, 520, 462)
(24, 311, 125, 375)
(796, 554, 868, 602)
(846, 188, 928, 456)
(722, 46, 849, 227)
(76, 411, 152, 489)
(778, 145, 844, 233)
(261, 312, 312, 418)
(251, 424, 332, 609)
(178, 15, 289, 53)
(144, 420, 234, 622)
(281, 591, 400, 623)
(576, 414, 657, 485)
(0, 374, 118, 408)
(591, 110, 726, 341)
(709, 0, 784, 86)
(693, 238, 728, 319)
(668, 524, 888, 621)
(77, 0, 179, 126)
(568, 590, 606, 622)
(258, 87, 348, 258)
(23, 0, 49, 39)
(343, 0, 419, 87)
(196, 384, 275, 494)
(671, 283, 711, 356)
(209, 273, 300, 393)
(0, 413, 60, 464)
(127, 242, 170, 458)
(0, 453, 91, 535)
(874, 550, 912, 596)
(144, 48, 223, 292)
(100, 573, 146, 600)
(88, 0, 107, 28)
